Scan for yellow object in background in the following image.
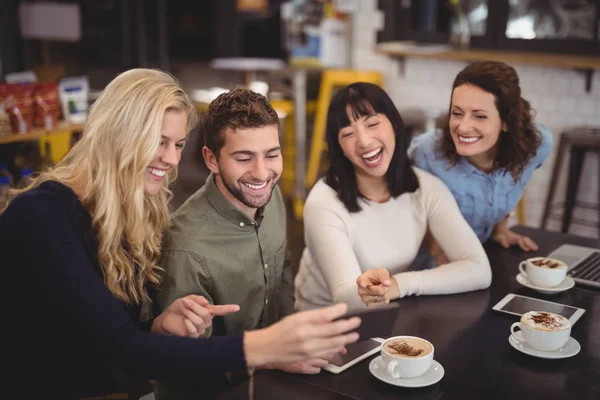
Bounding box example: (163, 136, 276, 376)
(37, 130, 73, 165)
(236, 0, 268, 12)
(516, 197, 525, 225)
(270, 99, 316, 199)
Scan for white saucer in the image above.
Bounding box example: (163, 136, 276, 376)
(516, 273, 575, 295)
(369, 356, 444, 387)
(508, 331, 581, 359)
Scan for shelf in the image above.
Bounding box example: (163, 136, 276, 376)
(376, 43, 600, 69)
(0, 121, 84, 145)
(376, 42, 600, 91)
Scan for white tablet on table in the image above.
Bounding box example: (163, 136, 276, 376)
(323, 337, 384, 374)
(492, 293, 586, 326)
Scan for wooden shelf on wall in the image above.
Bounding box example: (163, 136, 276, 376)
(376, 42, 600, 91)
(376, 43, 600, 69)
(0, 121, 84, 145)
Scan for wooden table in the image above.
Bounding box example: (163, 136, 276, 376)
(217, 227, 600, 400)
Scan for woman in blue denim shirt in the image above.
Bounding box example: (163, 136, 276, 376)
(410, 61, 553, 264)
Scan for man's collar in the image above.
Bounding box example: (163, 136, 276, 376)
(205, 173, 265, 226)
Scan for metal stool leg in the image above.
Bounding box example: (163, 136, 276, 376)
(597, 151, 600, 235)
(516, 197, 525, 225)
(541, 135, 567, 228)
(306, 71, 333, 190)
(562, 147, 586, 233)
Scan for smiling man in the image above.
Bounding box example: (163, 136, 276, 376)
(154, 87, 302, 399)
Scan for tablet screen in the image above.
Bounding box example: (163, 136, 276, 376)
(328, 339, 381, 367)
(499, 295, 580, 319)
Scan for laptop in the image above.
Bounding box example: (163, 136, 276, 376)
(548, 244, 600, 289)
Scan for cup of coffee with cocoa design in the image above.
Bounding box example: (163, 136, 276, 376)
(510, 311, 571, 352)
(381, 336, 434, 379)
(519, 257, 567, 288)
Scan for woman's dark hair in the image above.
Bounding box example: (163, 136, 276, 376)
(440, 61, 541, 180)
(324, 82, 419, 212)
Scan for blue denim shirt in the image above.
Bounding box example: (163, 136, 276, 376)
(409, 124, 553, 242)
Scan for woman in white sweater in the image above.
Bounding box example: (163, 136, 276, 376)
(294, 82, 492, 311)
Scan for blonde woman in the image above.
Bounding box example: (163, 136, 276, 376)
(0, 69, 360, 399)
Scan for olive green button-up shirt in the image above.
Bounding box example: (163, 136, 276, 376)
(156, 174, 293, 337)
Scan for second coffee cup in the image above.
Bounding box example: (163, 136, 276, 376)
(519, 257, 567, 288)
(510, 311, 571, 352)
(381, 336, 434, 379)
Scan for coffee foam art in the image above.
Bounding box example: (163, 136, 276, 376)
(384, 338, 432, 358)
(522, 311, 571, 331)
(530, 257, 567, 269)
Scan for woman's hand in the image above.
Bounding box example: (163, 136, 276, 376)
(271, 347, 349, 374)
(356, 268, 399, 306)
(243, 303, 360, 368)
(271, 356, 333, 375)
(491, 213, 538, 252)
(152, 295, 240, 338)
(492, 228, 538, 252)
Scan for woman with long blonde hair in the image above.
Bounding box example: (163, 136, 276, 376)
(0, 69, 360, 399)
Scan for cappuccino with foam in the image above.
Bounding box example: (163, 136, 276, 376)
(383, 337, 433, 358)
(519, 257, 567, 288)
(530, 258, 567, 270)
(511, 311, 572, 352)
(521, 311, 570, 331)
(381, 336, 434, 379)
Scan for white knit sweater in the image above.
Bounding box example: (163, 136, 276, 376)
(294, 168, 492, 311)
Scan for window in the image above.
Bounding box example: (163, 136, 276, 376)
(506, 0, 597, 40)
(497, 0, 600, 55)
(378, 0, 493, 47)
(379, 0, 600, 56)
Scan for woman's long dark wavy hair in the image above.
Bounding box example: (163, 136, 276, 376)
(440, 61, 541, 181)
(324, 82, 419, 212)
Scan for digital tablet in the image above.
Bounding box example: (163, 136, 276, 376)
(492, 293, 586, 326)
(339, 302, 400, 340)
(323, 337, 384, 374)
(324, 303, 401, 374)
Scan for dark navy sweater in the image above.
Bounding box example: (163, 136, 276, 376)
(0, 181, 246, 399)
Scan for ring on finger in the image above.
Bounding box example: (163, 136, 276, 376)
(374, 295, 380, 303)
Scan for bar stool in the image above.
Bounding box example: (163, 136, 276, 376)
(270, 99, 316, 199)
(541, 127, 600, 234)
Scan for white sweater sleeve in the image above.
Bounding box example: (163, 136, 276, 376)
(393, 170, 492, 298)
(303, 193, 366, 310)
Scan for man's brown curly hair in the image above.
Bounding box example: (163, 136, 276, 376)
(201, 86, 280, 158)
(439, 61, 541, 181)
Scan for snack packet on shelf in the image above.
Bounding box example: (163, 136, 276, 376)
(59, 76, 89, 125)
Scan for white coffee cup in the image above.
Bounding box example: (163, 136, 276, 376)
(519, 257, 567, 288)
(381, 336, 434, 379)
(510, 311, 571, 352)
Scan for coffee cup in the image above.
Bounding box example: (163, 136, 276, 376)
(381, 336, 434, 379)
(510, 311, 571, 352)
(518, 257, 567, 288)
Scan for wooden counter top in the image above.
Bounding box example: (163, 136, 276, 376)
(0, 121, 84, 145)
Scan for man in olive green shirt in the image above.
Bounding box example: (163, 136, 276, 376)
(157, 172, 292, 336)
(154, 87, 325, 399)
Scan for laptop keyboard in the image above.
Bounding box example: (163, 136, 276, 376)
(568, 251, 600, 283)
